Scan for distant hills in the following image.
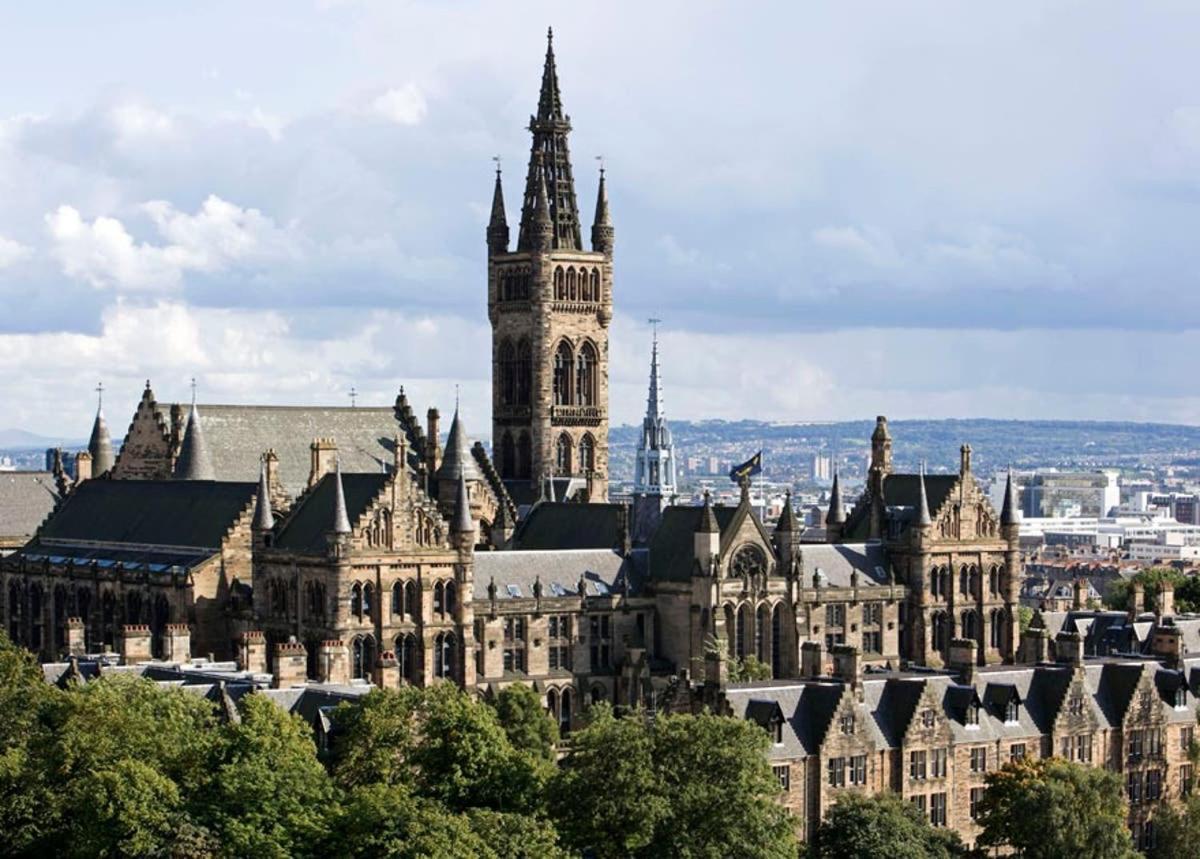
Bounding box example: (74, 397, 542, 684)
(0, 428, 87, 450)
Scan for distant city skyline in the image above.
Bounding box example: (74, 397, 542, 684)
(1, 2, 1199, 437)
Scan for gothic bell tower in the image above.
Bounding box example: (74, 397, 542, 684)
(487, 28, 613, 502)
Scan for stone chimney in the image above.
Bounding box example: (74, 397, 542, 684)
(163, 623, 191, 663)
(830, 644, 862, 688)
(800, 640, 825, 678)
(426, 408, 441, 476)
(120, 624, 153, 665)
(1152, 622, 1183, 668)
(263, 448, 281, 499)
(1054, 630, 1084, 666)
(1129, 580, 1145, 622)
(273, 638, 308, 688)
(74, 451, 92, 484)
(318, 639, 350, 685)
(1021, 627, 1048, 665)
(1073, 578, 1086, 611)
(66, 616, 86, 656)
(308, 438, 338, 488)
(948, 638, 978, 682)
(1158, 579, 1175, 619)
(238, 630, 268, 674)
(375, 650, 401, 689)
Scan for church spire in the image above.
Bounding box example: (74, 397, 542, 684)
(633, 322, 676, 500)
(487, 164, 509, 254)
(646, 323, 662, 422)
(917, 463, 932, 527)
(517, 28, 581, 251)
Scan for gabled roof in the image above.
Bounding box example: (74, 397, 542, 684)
(34, 479, 255, 549)
(274, 472, 389, 553)
(648, 504, 742, 582)
(0, 471, 58, 541)
(153, 403, 403, 499)
(797, 543, 890, 588)
(843, 473, 960, 540)
(510, 502, 624, 551)
(473, 549, 626, 600)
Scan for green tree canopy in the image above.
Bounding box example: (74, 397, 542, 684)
(976, 757, 1136, 859)
(325, 782, 490, 859)
(491, 682, 558, 762)
(329, 685, 422, 789)
(1150, 793, 1200, 859)
(1105, 567, 1200, 614)
(811, 792, 966, 859)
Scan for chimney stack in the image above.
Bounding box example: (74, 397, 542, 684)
(948, 638, 978, 682)
(800, 641, 825, 678)
(163, 623, 192, 663)
(273, 638, 308, 688)
(66, 616, 87, 656)
(119, 625, 153, 665)
(1054, 630, 1084, 666)
(238, 630, 268, 674)
(318, 639, 350, 685)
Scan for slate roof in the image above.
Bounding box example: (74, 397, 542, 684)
(274, 472, 389, 553)
(473, 549, 626, 600)
(33, 479, 255, 549)
(647, 504, 742, 582)
(510, 502, 624, 550)
(843, 473, 959, 540)
(154, 404, 403, 499)
(798, 543, 890, 588)
(0, 471, 58, 541)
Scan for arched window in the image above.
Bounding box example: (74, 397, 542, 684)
(362, 583, 373, 620)
(756, 604, 770, 666)
(500, 432, 515, 478)
(433, 582, 444, 615)
(352, 635, 376, 680)
(576, 342, 597, 406)
(444, 581, 457, 617)
(579, 434, 595, 473)
(101, 592, 116, 648)
(771, 603, 785, 678)
(435, 632, 457, 680)
(989, 566, 1000, 596)
(990, 609, 1003, 650)
(151, 595, 170, 657)
(591, 685, 605, 705)
(553, 341, 574, 406)
(517, 432, 532, 479)
(930, 566, 940, 598)
(554, 267, 565, 301)
(940, 569, 951, 598)
(961, 610, 977, 641)
(724, 604, 737, 658)
(556, 434, 573, 475)
(567, 267, 577, 301)
(125, 590, 141, 625)
(396, 633, 417, 683)
(350, 583, 362, 619)
(969, 566, 980, 599)
(590, 268, 600, 302)
(392, 582, 403, 617)
(515, 340, 531, 406)
(959, 567, 969, 595)
(737, 604, 752, 662)
(560, 688, 572, 735)
(499, 340, 516, 405)
(53, 586, 68, 650)
(546, 688, 559, 721)
(405, 580, 418, 621)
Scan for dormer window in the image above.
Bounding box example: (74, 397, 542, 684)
(772, 717, 784, 745)
(1005, 700, 1020, 724)
(966, 702, 980, 727)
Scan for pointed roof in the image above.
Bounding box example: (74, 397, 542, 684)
(489, 167, 508, 230)
(88, 396, 114, 476)
(776, 491, 797, 533)
(174, 403, 215, 481)
(1001, 468, 1019, 526)
(517, 28, 581, 251)
(593, 167, 612, 229)
(253, 459, 274, 531)
(917, 465, 932, 527)
(698, 491, 719, 534)
(646, 327, 663, 423)
(436, 407, 483, 482)
(827, 470, 846, 525)
(331, 460, 351, 534)
(871, 415, 891, 442)
(452, 472, 474, 535)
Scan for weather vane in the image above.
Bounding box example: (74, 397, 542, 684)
(348, 386, 358, 408)
(595, 154, 605, 175)
(492, 154, 501, 175)
(95, 381, 104, 409)
(189, 377, 197, 405)
(648, 317, 662, 341)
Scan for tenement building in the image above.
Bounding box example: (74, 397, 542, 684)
(0, 29, 1189, 852)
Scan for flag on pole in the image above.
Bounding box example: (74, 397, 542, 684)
(729, 451, 763, 483)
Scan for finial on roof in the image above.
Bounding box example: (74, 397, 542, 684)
(698, 490, 719, 534)
(253, 458, 274, 531)
(174, 400, 215, 480)
(917, 462, 932, 527)
(776, 490, 797, 533)
(95, 381, 104, 411)
(332, 458, 351, 534)
(190, 376, 197, 406)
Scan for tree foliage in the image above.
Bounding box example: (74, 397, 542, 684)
(1105, 567, 1200, 614)
(1149, 793, 1200, 858)
(812, 792, 966, 859)
(491, 682, 558, 762)
(976, 757, 1136, 859)
(728, 655, 774, 682)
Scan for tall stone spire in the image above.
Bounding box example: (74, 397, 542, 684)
(253, 458, 274, 532)
(87, 383, 114, 476)
(517, 27, 581, 251)
(633, 324, 676, 500)
(174, 401, 215, 480)
(487, 165, 509, 254)
(591, 166, 614, 254)
(331, 459, 351, 535)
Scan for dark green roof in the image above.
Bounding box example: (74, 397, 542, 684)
(39, 479, 255, 548)
(275, 472, 389, 553)
(511, 502, 624, 551)
(647, 505, 741, 582)
(844, 473, 960, 540)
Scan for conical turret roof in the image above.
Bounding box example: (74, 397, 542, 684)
(436, 407, 483, 482)
(827, 469, 846, 525)
(253, 459, 274, 531)
(917, 465, 932, 527)
(174, 402, 215, 480)
(698, 491, 719, 534)
(88, 408, 114, 476)
(776, 490, 797, 533)
(331, 460, 351, 534)
(1000, 468, 1019, 526)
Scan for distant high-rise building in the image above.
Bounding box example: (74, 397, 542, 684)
(1022, 469, 1120, 519)
(811, 452, 832, 483)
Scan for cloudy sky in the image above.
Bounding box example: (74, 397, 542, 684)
(2, 1, 1199, 439)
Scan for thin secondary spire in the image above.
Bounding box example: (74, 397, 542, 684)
(917, 462, 932, 527)
(332, 458, 351, 534)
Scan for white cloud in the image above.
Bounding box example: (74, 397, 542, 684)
(811, 225, 900, 268)
(368, 84, 427, 126)
(107, 102, 176, 145)
(0, 235, 30, 268)
(45, 196, 299, 292)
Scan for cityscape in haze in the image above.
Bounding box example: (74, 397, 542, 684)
(1, 5, 1199, 857)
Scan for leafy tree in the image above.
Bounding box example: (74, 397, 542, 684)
(203, 693, 337, 858)
(1104, 567, 1200, 613)
(812, 792, 966, 858)
(61, 758, 183, 858)
(649, 710, 794, 858)
(491, 682, 558, 761)
(465, 809, 570, 859)
(728, 655, 773, 682)
(329, 686, 422, 789)
(1017, 604, 1034, 633)
(976, 757, 1136, 858)
(550, 705, 667, 857)
(327, 782, 490, 859)
(1150, 794, 1200, 858)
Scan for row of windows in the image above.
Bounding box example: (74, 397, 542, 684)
(347, 580, 457, 622)
(827, 755, 868, 788)
(6, 582, 170, 654)
(929, 564, 1001, 600)
(1127, 769, 1164, 804)
(552, 340, 598, 406)
(908, 748, 949, 781)
(552, 266, 602, 303)
(930, 608, 1007, 652)
(910, 792, 948, 827)
(554, 432, 596, 475)
(723, 602, 787, 677)
(823, 602, 884, 628)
